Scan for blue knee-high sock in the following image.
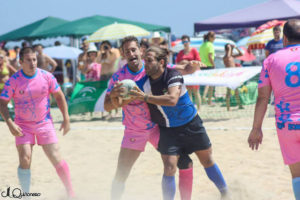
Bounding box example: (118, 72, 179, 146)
(162, 175, 176, 200)
(293, 177, 300, 200)
(205, 164, 227, 195)
(17, 167, 31, 193)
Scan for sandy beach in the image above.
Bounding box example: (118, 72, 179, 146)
(0, 107, 293, 200)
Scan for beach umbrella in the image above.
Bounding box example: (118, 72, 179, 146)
(86, 23, 150, 43)
(236, 36, 250, 47)
(236, 47, 256, 62)
(247, 20, 285, 50)
(44, 45, 82, 87)
(43, 45, 82, 59)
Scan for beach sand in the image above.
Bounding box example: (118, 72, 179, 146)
(0, 108, 293, 200)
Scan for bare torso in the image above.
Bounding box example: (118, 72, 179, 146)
(37, 53, 49, 71)
(223, 56, 236, 68)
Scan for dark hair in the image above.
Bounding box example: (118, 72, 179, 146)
(140, 40, 149, 49)
(33, 44, 43, 49)
(3, 48, 9, 57)
(224, 43, 231, 51)
(283, 19, 300, 42)
(160, 39, 168, 46)
(54, 41, 61, 46)
(121, 36, 139, 50)
(204, 31, 215, 42)
(146, 46, 168, 68)
(101, 40, 112, 48)
(14, 46, 20, 51)
(19, 47, 35, 61)
(273, 25, 281, 32)
(181, 35, 190, 42)
(21, 41, 29, 48)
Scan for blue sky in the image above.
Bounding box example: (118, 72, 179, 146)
(1, 0, 268, 37)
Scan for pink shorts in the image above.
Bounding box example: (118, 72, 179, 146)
(15, 122, 58, 146)
(276, 122, 300, 165)
(121, 125, 160, 152)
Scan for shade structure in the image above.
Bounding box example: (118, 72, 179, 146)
(0, 16, 69, 42)
(247, 20, 285, 50)
(43, 45, 82, 59)
(194, 0, 300, 33)
(87, 23, 150, 43)
(38, 15, 171, 39)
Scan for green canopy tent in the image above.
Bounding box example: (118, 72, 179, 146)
(0, 16, 69, 42)
(37, 15, 171, 39)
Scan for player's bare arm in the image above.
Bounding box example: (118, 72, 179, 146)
(130, 85, 181, 106)
(53, 90, 70, 135)
(0, 99, 23, 136)
(248, 85, 272, 150)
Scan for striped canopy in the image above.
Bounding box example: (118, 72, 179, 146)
(87, 23, 150, 43)
(247, 20, 285, 50)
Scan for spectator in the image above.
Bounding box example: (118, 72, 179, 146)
(265, 25, 284, 57)
(10, 46, 21, 70)
(223, 44, 244, 111)
(140, 40, 149, 60)
(77, 38, 89, 81)
(33, 44, 57, 73)
(176, 35, 202, 111)
(84, 45, 101, 82)
(150, 32, 164, 47)
(0, 50, 17, 94)
(199, 31, 216, 105)
(98, 41, 119, 81)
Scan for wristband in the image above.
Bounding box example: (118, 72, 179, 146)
(144, 94, 149, 102)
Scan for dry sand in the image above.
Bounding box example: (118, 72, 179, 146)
(0, 108, 294, 200)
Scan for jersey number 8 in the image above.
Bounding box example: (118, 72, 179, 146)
(285, 62, 300, 87)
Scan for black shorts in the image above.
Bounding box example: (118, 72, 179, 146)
(158, 115, 211, 155)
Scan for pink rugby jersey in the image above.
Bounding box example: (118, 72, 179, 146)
(106, 63, 179, 131)
(107, 64, 155, 131)
(259, 44, 300, 129)
(0, 69, 60, 125)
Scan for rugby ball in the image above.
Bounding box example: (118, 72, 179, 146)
(119, 79, 137, 100)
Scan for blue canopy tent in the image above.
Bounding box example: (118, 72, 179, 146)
(194, 0, 300, 33)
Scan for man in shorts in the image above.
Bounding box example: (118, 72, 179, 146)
(248, 19, 300, 200)
(130, 46, 228, 200)
(0, 47, 74, 198)
(33, 44, 57, 73)
(104, 36, 201, 200)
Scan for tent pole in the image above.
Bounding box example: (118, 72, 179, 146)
(167, 33, 173, 64)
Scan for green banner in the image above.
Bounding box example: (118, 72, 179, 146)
(68, 80, 108, 115)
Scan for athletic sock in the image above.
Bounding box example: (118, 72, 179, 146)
(55, 160, 75, 197)
(179, 168, 193, 200)
(205, 164, 227, 195)
(17, 167, 31, 193)
(162, 175, 176, 200)
(111, 179, 125, 200)
(293, 177, 300, 200)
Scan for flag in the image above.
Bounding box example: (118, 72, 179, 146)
(68, 81, 108, 115)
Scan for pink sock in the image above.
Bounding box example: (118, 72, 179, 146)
(179, 168, 193, 200)
(55, 160, 75, 197)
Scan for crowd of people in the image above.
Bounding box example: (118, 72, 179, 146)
(0, 19, 300, 200)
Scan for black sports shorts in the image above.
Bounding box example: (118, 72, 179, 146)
(158, 115, 211, 155)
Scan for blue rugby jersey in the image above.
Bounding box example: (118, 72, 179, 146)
(136, 68, 197, 127)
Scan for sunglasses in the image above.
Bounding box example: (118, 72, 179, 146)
(182, 40, 189, 44)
